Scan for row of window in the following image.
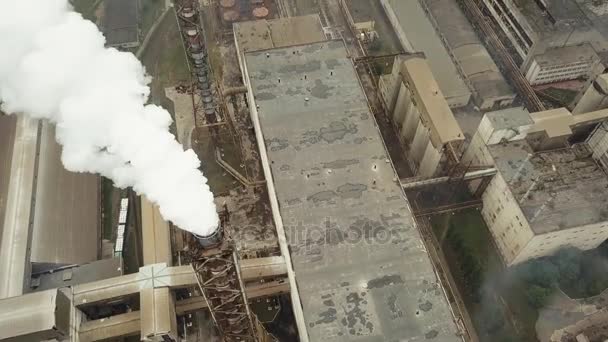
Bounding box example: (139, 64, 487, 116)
(541, 61, 589, 71)
(537, 65, 589, 77)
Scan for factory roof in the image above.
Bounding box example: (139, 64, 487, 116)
(103, 0, 139, 47)
(399, 56, 465, 146)
(244, 40, 460, 341)
(488, 140, 608, 234)
(383, 0, 471, 107)
(234, 15, 326, 54)
(424, 0, 515, 104)
(486, 106, 532, 130)
(30, 122, 100, 268)
(535, 43, 600, 67)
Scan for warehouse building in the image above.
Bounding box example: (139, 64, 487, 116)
(379, 55, 465, 177)
(240, 37, 462, 340)
(477, 0, 606, 85)
(0, 117, 100, 298)
(380, 0, 471, 108)
(464, 106, 608, 265)
(423, 0, 516, 110)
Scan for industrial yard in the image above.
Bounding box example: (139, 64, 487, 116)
(4, 0, 608, 341)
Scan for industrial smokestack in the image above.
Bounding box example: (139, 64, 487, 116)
(0, 0, 219, 237)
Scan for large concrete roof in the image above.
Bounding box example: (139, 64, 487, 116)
(245, 40, 460, 341)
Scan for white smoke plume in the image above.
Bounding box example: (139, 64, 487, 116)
(0, 0, 219, 236)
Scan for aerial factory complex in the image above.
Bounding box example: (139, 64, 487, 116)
(3, 0, 608, 342)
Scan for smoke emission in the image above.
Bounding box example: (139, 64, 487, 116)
(0, 0, 219, 236)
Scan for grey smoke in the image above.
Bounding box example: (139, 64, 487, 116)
(0, 0, 219, 236)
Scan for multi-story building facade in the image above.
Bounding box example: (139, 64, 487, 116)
(477, 0, 606, 85)
(464, 106, 608, 265)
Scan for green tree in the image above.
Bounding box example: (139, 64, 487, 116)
(526, 285, 553, 308)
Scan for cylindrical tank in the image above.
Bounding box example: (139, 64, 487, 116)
(193, 228, 223, 248)
(252, 6, 269, 19)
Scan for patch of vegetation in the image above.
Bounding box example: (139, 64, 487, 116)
(140, 0, 165, 38)
(512, 246, 608, 304)
(433, 209, 538, 342)
(140, 11, 190, 102)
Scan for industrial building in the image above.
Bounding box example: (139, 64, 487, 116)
(463, 106, 608, 265)
(103, 0, 140, 49)
(239, 37, 461, 340)
(0, 117, 100, 299)
(235, 13, 463, 337)
(379, 55, 465, 177)
(0, 11, 465, 342)
(379, 0, 471, 108)
(476, 0, 607, 85)
(422, 0, 516, 110)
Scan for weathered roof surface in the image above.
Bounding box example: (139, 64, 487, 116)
(489, 140, 608, 234)
(400, 56, 464, 146)
(245, 40, 460, 341)
(486, 107, 532, 130)
(535, 43, 600, 66)
(234, 15, 326, 54)
(103, 0, 139, 46)
(383, 0, 471, 106)
(423, 0, 515, 104)
(30, 122, 100, 267)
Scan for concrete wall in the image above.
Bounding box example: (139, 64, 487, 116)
(514, 222, 608, 264)
(481, 172, 535, 265)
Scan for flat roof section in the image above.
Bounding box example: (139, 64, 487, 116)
(424, 0, 515, 104)
(30, 122, 100, 267)
(489, 140, 608, 234)
(400, 57, 464, 146)
(382, 0, 471, 107)
(245, 40, 460, 341)
(234, 15, 326, 54)
(535, 43, 600, 66)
